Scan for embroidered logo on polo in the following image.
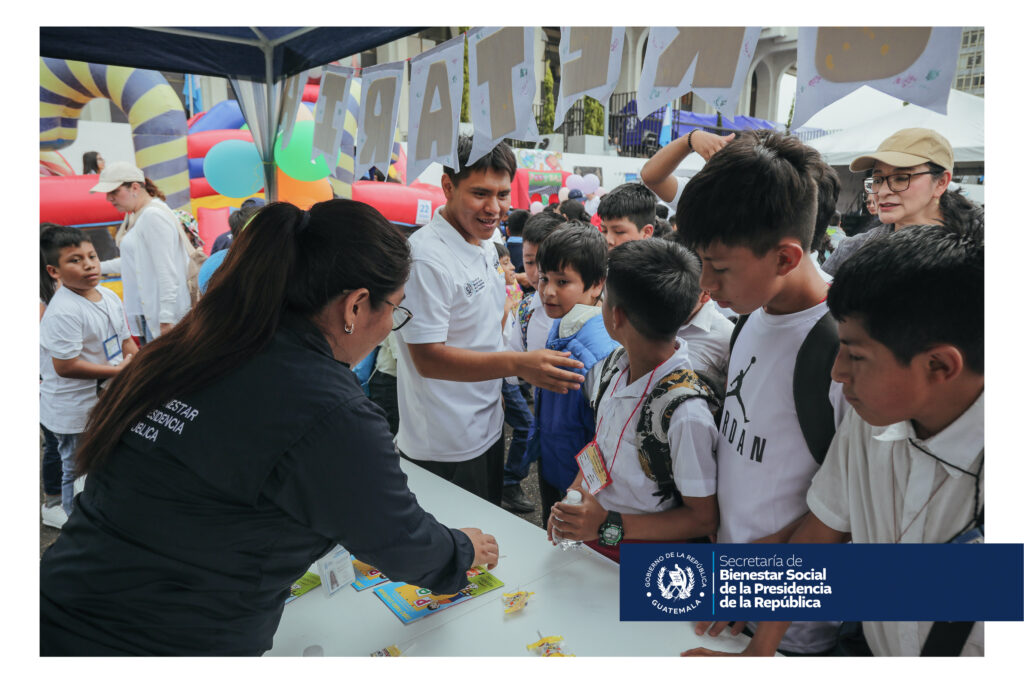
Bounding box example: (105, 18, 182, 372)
(720, 355, 768, 463)
(463, 277, 487, 297)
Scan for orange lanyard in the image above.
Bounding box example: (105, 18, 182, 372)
(597, 358, 668, 475)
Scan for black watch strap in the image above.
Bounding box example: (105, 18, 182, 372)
(599, 510, 624, 547)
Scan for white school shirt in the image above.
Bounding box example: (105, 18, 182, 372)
(716, 301, 848, 654)
(395, 208, 507, 462)
(503, 290, 554, 354)
(592, 340, 718, 515)
(808, 393, 985, 657)
(676, 300, 734, 392)
(39, 286, 132, 434)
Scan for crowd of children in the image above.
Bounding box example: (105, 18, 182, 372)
(40, 127, 984, 657)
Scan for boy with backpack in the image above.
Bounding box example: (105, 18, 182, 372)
(528, 222, 619, 524)
(675, 130, 849, 655)
(40, 226, 138, 516)
(547, 238, 719, 562)
(686, 223, 984, 657)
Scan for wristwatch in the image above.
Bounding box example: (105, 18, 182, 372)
(598, 511, 624, 547)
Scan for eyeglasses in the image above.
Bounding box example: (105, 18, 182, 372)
(864, 170, 935, 194)
(385, 299, 413, 331)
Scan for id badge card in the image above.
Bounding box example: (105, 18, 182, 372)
(316, 545, 355, 597)
(575, 440, 611, 494)
(103, 334, 122, 361)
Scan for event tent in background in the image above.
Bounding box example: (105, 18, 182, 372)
(39, 27, 421, 201)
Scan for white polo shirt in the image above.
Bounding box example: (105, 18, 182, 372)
(808, 393, 985, 656)
(676, 300, 734, 393)
(592, 340, 718, 515)
(395, 208, 507, 462)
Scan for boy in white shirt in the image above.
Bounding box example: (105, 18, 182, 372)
(675, 131, 848, 655)
(548, 238, 719, 563)
(687, 223, 984, 657)
(40, 226, 137, 515)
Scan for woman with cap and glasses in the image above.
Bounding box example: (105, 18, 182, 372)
(92, 161, 191, 343)
(40, 199, 499, 655)
(822, 127, 983, 276)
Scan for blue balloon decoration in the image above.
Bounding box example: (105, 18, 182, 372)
(203, 139, 264, 198)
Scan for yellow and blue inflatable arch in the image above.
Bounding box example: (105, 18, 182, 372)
(40, 58, 190, 210)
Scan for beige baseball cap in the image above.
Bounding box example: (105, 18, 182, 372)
(89, 161, 145, 193)
(850, 128, 954, 172)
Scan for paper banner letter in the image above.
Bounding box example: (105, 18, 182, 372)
(356, 62, 404, 181)
(554, 27, 625, 130)
(311, 65, 354, 167)
(467, 27, 539, 166)
(407, 34, 464, 184)
(279, 70, 310, 151)
(791, 27, 961, 130)
(636, 27, 761, 120)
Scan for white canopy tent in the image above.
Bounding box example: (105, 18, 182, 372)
(808, 89, 984, 167)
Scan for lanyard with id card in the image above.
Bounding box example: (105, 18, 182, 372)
(578, 357, 669, 496)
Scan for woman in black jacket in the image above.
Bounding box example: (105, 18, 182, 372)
(40, 199, 498, 656)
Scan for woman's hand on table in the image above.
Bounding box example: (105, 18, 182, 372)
(460, 527, 499, 569)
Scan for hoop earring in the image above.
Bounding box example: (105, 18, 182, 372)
(344, 324, 354, 335)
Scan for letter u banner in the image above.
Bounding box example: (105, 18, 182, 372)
(619, 544, 1023, 622)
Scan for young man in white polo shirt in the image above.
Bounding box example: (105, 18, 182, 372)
(686, 223, 984, 657)
(395, 137, 586, 505)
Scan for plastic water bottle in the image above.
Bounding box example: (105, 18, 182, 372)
(553, 490, 584, 551)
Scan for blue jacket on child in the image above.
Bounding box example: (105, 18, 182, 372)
(527, 310, 619, 491)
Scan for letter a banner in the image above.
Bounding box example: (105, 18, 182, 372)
(466, 27, 540, 166)
(791, 27, 962, 130)
(407, 34, 465, 184)
(355, 62, 405, 181)
(553, 27, 625, 130)
(636, 27, 761, 120)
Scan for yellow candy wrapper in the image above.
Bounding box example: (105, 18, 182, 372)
(502, 590, 535, 614)
(369, 644, 403, 657)
(526, 635, 574, 657)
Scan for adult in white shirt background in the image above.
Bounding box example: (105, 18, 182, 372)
(94, 162, 191, 343)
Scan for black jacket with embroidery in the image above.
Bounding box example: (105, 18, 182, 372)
(40, 315, 474, 656)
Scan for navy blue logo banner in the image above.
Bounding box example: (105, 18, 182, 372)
(620, 544, 1023, 622)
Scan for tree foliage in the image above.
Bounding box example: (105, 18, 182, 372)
(459, 27, 470, 123)
(539, 61, 555, 134)
(583, 96, 604, 136)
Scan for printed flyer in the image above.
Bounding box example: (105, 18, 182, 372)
(351, 557, 390, 591)
(284, 571, 321, 605)
(374, 567, 504, 624)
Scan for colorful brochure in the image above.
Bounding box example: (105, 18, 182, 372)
(284, 571, 322, 604)
(373, 567, 504, 624)
(352, 557, 390, 591)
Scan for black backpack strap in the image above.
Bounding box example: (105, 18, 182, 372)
(636, 368, 719, 506)
(793, 311, 840, 465)
(592, 346, 627, 414)
(921, 621, 976, 656)
(728, 313, 749, 352)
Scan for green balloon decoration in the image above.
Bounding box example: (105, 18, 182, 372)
(274, 120, 344, 182)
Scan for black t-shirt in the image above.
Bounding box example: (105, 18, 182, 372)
(40, 316, 474, 656)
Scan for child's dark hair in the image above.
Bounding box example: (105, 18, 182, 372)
(536, 220, 607, 290)
(597, 182, 656, 231)
(559, 199, 590, 223)
(522, 212, 566, 245)
(443, 135, 517, 186)
(228, 204, 260, 237)
(506, 208, 529, 237)
(653, 218, 673, 239)
(828, 222, 983, 373)
(676, 130, 818, 256)
(655, 204, 669, 220)
(494, 241, 510, 260)
(605, 238, 702, 342)
(41, 224, 91, 269)
(809, 157, 841, 255)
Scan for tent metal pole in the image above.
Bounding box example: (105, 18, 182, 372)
(264, 42, 278, 203)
